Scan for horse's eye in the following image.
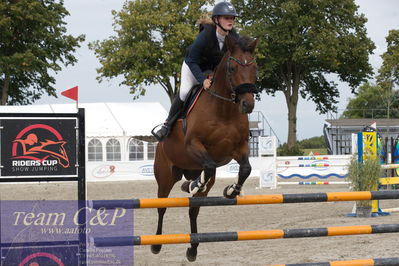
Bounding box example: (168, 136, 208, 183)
(229, 65, 235, 73)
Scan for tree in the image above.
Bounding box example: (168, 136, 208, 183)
(232, 0, 375, 148)
(343, 30, 399, 119)
(341, 82, 399, 119)
(0, 0, 85, 105)
(376, 29, 399, 119)
(89, 0, 212, 102)
(377, 30, 399, 91)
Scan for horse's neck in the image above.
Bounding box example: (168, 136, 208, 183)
(206, 69, 241, 120)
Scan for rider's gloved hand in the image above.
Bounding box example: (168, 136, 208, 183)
(203, 78, 212, 89)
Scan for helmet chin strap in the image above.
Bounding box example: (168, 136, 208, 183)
(214, 17, 230, 33)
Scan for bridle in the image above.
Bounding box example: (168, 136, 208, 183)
(204, 54, 259, 102)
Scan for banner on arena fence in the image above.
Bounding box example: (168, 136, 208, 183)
(0, 118, 77, 177)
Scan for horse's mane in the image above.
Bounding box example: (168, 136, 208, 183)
(234, 35, 255, 53)
(216, 35, 255, 72)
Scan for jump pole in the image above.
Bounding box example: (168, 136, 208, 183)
(269, 257, 399, 266)
(90, 190, 399, 209)
(92, 223, 399, 247)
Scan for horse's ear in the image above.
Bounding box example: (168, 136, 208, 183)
(225, 35, 236, 52)
(248, 39, 258, 54)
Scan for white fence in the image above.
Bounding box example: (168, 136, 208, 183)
(86, 136, 350, 189)
(257, 136, 350, 188)
(86, 157, 273, 182)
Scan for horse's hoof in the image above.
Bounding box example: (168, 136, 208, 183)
(151, 245, 162, 254)
(223, 184, 240, 199)
(181, 181, 190, 193)
(181, 181, 206, 194)
(223, 186, 235, 199)
(186, 247, 197, 262)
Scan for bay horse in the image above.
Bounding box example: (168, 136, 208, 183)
(152, 35, 258, 261)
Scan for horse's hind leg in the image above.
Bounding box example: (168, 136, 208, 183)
(186, 176, 215, 262)
(151, 146, 183, 254)
(151, 196, 170, 254)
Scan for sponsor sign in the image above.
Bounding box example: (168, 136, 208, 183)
(139, 164, 154, 176)
(227, 162, 240, 173)
(260, 170, 276, 188)
(0, 119, 77, 177)
(92, 165, 116, 178)
(259, 136, 276, 156)
(1, 246, 79, 266)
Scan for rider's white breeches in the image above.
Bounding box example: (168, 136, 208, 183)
(179, 61, 199, 101)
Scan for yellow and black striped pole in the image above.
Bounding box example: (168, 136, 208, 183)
(91, 191, 399, 209)
(93, 223, 399, 247)
(269, 257, 399, 266)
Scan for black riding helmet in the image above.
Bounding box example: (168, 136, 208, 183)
(212, 2, 238, 17)
(212, 2, 237, 32)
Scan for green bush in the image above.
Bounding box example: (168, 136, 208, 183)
(277, 136, 328, 156)
(277, 143, 304, 156)
(298, 136, 327, 149)
(346, 155, 382, 207)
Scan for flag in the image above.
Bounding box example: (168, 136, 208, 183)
(61, 86, 78, 101)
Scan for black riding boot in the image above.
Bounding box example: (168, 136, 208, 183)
(153, 97, 184, 141)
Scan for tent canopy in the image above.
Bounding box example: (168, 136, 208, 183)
(0, 102, 167, 137)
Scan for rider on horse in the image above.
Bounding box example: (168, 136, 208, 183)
(153, 2, 240, 141)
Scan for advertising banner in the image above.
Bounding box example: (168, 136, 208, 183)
(0, 119, 77, 177)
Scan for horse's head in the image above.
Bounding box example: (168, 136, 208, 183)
(225, 35, 258, 114)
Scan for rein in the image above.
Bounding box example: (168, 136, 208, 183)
(204, 54, 258, 102)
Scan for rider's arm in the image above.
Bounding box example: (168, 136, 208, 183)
(184, 31, 208, 85)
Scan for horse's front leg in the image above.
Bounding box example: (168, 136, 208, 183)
(224, 155, 251, 199)
(181, 139, 216, 195)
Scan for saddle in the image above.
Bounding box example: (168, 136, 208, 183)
(180, 84, 203, 134)
(179, 72, 214, 133)
(181, 84, 203, 119)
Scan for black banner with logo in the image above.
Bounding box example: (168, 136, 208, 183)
(0, 119, 77, 177)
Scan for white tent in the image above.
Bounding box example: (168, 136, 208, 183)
(0, 102, 168, 137)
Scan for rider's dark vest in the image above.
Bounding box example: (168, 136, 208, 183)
(187, 24, 239, 73)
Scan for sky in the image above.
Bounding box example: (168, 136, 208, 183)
(34, 0, 399, 142)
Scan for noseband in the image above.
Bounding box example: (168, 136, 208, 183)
(205, 55, 259, 102)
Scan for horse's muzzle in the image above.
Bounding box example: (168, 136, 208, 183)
(235, 83, 257, 113)
(239, 99, 254, 114)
